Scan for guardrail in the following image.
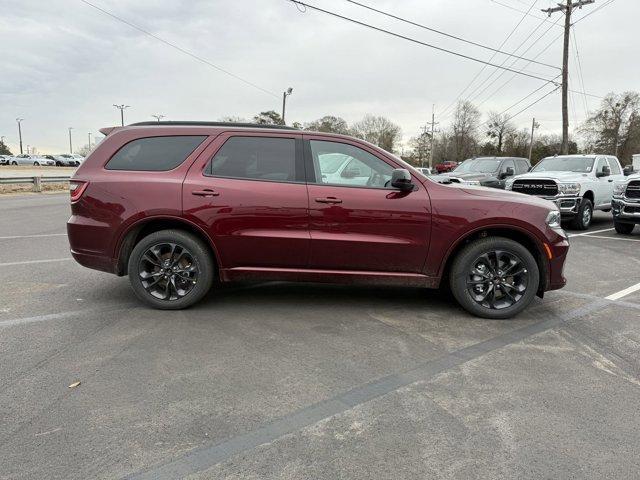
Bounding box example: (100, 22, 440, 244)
(0, 176, 71, 192)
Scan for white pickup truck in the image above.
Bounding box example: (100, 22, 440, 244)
(611, 172, 640, 234)
(505, 154, 624, 230)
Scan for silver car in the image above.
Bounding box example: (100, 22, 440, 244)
(10, 154, 56, 166)
(53, 154, 81, 166)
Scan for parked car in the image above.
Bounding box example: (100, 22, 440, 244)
(506, 154, 624, 230)
(68, 121, 569, 319)
(0, 155, 12, 165)
(611, 173, 640, 234)
(434, 160, 458, 173)
(54, 154, 82, 166)
(438, 157, 530, 189)
(9, 154, 56, 166)
(415, 167, 433, 175)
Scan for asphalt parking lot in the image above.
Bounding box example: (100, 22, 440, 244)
(1, 193, 640, 480)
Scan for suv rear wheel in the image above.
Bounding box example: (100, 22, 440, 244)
(449, 237, 540, 319)
(614, 221, 635, 235)
(570, 198, 592, 230)
(128, 229, 214, 309)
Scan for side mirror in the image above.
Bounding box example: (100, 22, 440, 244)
(500, 166, 515, 179)
(623, 165, 634, 176)
(390, 169, 414, 191)
(596, 165, 611, 178)
(527, 166, 533, 172)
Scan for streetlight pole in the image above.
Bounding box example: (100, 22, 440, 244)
(88, 132, 92, 150)
(528, 118, 540, 162)
(68, 127, 74, 154)
(281, 87, 293, 125)
(152, 114, 165, 123)
(16, 118, 24, 154)
(113, 104, 130, 126)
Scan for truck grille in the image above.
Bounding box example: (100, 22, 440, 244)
(626, 181, 640, 199)
(512, 179, 558, 196)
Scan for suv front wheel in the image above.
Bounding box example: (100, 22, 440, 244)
(128, 229, 214, 310)
(449, 237, 540, 319)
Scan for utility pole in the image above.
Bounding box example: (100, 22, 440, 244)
(528, 118, 540, 162)
(88, 132, 92, 150)
(68, 127, 74, 154)
(16, 118, 24, 154)
(281, 87, 293, 125)
(113, 104, 130, 126)
(152, 114, 165, 123)
(424, 104, 439, 169)
(542, 0, 595, 155)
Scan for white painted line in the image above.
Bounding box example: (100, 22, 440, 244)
(0, 233, 67, 240)
(606, 282, 640, 301)
(0, 309, 88, 328)
(568, 228, 615, 237)
(0, 258, 71, 267)
(575, 234, 640, 243)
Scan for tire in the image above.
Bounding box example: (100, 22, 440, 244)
(570, 198, 593, 230)
(449, 237, 540, 319)
(614, 221, 635, 235)
(33, 161, 40, 166)
(11, 161, 17, 165)
(127, 229, 214, 310)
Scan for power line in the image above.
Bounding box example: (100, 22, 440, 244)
(344, 0, 558, 69)
(479, 82, 560, 128)
(79, 0, 279, 98)
(571, 28, 589, 116)
(289, 1, 557, 83)
(489, 0, 562, 26)
(573, 0, 615, 24)
(493, 85, 561, 127)
(437, 0, 543, 119)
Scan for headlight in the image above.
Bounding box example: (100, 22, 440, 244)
(505, 179, 514, 190)
(557, 183, 580, 195)
(613, 182, 627, 197)
(546, 210, 562, 229)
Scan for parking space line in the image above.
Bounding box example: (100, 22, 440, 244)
(568, 228, 615, 237)
(606, 282, 640, 301)
(0, 233, 67, 240)
(0, 258, 71, 267)
(574, 234, 640, 243)
(124, 299, 609, 480)
(0, 303, 135, 328)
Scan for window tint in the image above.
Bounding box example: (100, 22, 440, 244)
(501, 159, 515, 173)
(607, 157, 621, 175)
(516, 159, 530, 174)
(595, 157, 608, 174)
(208, 137, 296, 182)
(106, 136, 206, 171)
(310, 140, 393, 188)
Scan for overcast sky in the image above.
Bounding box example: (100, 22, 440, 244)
(1, 0, 637, 154)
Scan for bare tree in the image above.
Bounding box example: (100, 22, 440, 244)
(486, 112, 516, 154)
(580, 91, 640, 162)
(452, 101, 480, 161)
(351, 114, 402, 153)
(409, 131, 431, 166)
(253, 110, 284, 125)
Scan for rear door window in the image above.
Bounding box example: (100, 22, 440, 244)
(207, 136, 297, 182)
(607, 157, 621, 175)
(516, 159, 530, 174)
(106, 136, 206, 171)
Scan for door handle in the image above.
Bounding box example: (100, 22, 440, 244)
(315, 197, 342, 204)
(192, 189, 220, 197)
(608, 179, 614, 182)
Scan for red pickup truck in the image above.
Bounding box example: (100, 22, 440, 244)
(435, 160, 458, 173)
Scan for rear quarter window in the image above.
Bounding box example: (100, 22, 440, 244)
(105, 135, 206, 171)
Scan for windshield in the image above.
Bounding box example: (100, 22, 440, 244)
(532, 156, 594, 173)
(453, 158, 501, 174)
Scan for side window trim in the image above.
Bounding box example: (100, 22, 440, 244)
(203, 134, 304, 184)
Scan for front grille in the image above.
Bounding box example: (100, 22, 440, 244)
(625, 181, 640, 199)
(512, 179, 558, 196)
(624, 205, 640, 214)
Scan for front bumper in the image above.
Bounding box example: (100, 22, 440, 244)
(531, 195, 581, 216)
(612, 198, 640, 223)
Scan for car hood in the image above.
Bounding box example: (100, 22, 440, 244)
(460, 185, 556, 210)
(511, 171, 590, 181)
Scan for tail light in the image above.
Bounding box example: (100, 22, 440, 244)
(70, 180, 88, 203)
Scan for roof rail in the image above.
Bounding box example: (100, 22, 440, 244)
(128, 121, 299, 130)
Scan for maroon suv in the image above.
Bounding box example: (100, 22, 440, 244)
(67, 122, 568, 319)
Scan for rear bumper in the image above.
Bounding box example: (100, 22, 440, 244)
(67, 215, 118, 274)
(612, 198, 640, 223)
